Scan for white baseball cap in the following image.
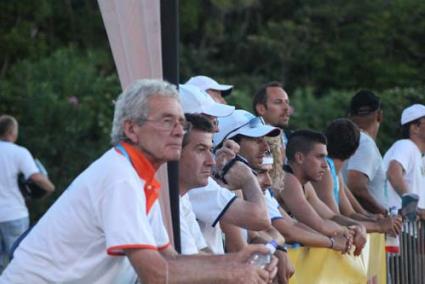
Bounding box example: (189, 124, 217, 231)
(213, 110, 281, 147)
(179, 84, 234, 117)
(186, 75, 233, 97)
(401, 104, 425, 125)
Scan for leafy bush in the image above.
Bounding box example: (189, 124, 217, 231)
(0, 47, 120, 222)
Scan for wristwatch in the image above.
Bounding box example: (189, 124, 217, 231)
(276, 244, 288, 253)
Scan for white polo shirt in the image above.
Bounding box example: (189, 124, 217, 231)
(188, 177, 236, 254)
(383, 139, 425, 209)
(0, 141, 39, 222)
(0, 147, 169, 284)
(180, 194, 207, 255)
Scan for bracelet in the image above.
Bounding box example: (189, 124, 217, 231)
(329, 237, 335, 249)
(276, 244, 288, 253)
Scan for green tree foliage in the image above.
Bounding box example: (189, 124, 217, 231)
(180, 0, 425, 93)
(0, 47, 119, 221)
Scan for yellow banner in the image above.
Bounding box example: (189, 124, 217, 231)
(288, 247, 367, 284)
(288, 234, 386, 284)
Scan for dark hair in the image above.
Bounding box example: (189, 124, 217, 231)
(349, 90, 381, 116)
(183, 113, 214, 147)
(325, 118, 360, 160)
(229, 134, 242, 145)
(401, 117, 424, 139)
(286, 130, 327, 162)
(252, 81, 283, 116)
(0, 115, 17, 137)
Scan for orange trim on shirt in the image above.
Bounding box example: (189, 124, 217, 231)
(119, 142, 161, 214)
(107, 243, 171, 256)
(158, 242, 171, 251)
(107, 244, 159, 256)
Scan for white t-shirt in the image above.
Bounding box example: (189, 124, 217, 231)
(383, 139, 425, 209)
(188, 177, 236, 254)
(343, 132, 388, 208)
(0, 141, 39, 222)
(179, 194, 207, 255)
(264, 189, 283, 221)
(0, 148, 169, 284)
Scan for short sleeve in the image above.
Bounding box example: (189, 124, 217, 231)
(99, 179, 159, 255)
(18, 147, 39, 179)
(188, 177, 236, 226)
(386, 141, 414, 173)
(346, 136, 377, 180)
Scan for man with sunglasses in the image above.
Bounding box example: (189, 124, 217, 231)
(1, 80, 277, 284)
(383, 104, 425, 218)
(179, 85, 271, 255)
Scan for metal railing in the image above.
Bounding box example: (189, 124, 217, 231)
(387, 220, 425, 284)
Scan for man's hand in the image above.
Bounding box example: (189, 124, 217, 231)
(332, 235, 352, 254)
(274, 250, 295, 284)
(378, 215, 402, 235)
(231, 263, 271, 284)
(221, 160, 257, 190)
(417, 208, 425, 221)
(232, 244, 278, 284)
(349, 225, 367, 256)
(214, 140, 240, 170)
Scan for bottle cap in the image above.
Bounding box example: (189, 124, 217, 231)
(266, 240, 278, 254)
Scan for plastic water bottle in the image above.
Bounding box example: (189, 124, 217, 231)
(249, 240, 277, 268)
(385, 207, 400, 254)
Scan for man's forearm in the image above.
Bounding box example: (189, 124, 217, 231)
(241, 176, 267, 213)
(273, 219, 332, 248)
(352, 189, 386, 214)
(387, 161, 409, 197)
(348, 213, 382, 233)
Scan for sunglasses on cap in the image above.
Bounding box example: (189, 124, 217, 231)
(221, 116, 266, 143)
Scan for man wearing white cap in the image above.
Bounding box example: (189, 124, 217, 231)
(383, 104, 425, 216)
(178, 85, 270, 254)
(185, 75, 233, 104)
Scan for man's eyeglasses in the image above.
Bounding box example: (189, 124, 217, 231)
(142, 117, 191, 133)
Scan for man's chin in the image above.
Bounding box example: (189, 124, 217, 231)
(165, 151, 182, 161)
(277, 122, 289, 129)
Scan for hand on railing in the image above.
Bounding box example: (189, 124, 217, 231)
(348, 225, 367, 256)
(416, 208, 425, 221)
(378, 215, 402, 235)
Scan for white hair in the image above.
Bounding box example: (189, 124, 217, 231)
(110, 79, 179, 145)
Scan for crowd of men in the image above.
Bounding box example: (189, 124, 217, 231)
(0, 76, 424, 283)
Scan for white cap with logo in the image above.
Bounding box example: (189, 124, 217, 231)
(179, 84, 234, 117)
(401, 104, 425, 125)
(186, 75, 233, 96)
(213, 110, 281, 147)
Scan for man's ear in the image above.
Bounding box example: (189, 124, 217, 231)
(256, 103, 267, 116)
(123, 120, 139, 144)
(294, 152, 304, 164)
(376, 110, 383, 123)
